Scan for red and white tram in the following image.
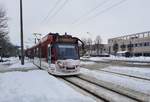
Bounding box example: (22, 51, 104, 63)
(26, 33, 84, 75)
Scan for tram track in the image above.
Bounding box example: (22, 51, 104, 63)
(77, 74, 150, 102)
(34, 60, 150, 101)
(58, 74, 150, 102)
(57, 77, 105, 102)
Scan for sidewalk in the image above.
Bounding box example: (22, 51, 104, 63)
(0, 59, 39, 73)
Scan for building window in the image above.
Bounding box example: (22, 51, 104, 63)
(139, 43, 143, 47)
(136, 43, 142, 47)
(127, 44, 133, 47)
(135, 43, 138, 47)
(144, 42, 147, 46)
(144, 42, 150, 46)
(120, 44, 126, 51)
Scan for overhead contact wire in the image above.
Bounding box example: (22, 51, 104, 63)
(41, 0, 61, 24)
(72, 0, 110, 24)
(46, 0, 69, 23)
(77, 0, 127, 25)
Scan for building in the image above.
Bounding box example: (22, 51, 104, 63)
(84, 44, 108, 56)
(108, 31, 150, 57)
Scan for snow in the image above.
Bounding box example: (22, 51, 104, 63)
(0, 57, 19, 65)
(104, 56, 150, 62)
(81, 68, 150, 95)
(81, 56, 150, 63)
(0, 70, 94, 102)
(89, 57, 106, 61)
(0, 59, 38, 73)
(117, 51, 128, 54)
(81, 56, 106, 62)
(80, 61, 96, 66)
(102, 66, 150, 80)
(8, 60, 36, 69)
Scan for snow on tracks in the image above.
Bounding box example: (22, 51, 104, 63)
(80, 68, 150, 102)
(101, 66, 150, 81)
(63, 76, 138, 102)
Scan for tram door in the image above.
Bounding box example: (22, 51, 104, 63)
(48, 44, 51, 66)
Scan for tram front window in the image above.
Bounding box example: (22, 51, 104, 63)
(58, 44, 79, 60)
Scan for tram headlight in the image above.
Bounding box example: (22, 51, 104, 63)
(57, 61, 64, 68)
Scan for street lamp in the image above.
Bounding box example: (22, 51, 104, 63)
(33, 33, 42, 67)
(86, 32, 92, 56)
(33, 33, 42, 44)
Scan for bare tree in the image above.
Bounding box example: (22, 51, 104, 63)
(0, 7, 8, 43)
(0, 7, 8, 60)
(81, 38, 87, 46)
(81, 38, 87, 55)
(87, 38, 92, 56)
(0, 7, 17, 59)
(94, 35, 102, 55)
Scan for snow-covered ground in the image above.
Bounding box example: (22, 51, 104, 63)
(1, 56, 150, 102)
(8, 60, 36, 69)
(80, 61, 96, 66)
(0, 57, 19, 65)
(81, 56, 107, 62)
(102, 66, 150, 80)
(0, 59, 38, 73)
(81, 68, 150, 95)
(80, 56, 150, 97)
(0, 70, 94, 102)
(0, 57, 95, 102)
(81, 56, 150, 62)
(105, 56, 150, 62)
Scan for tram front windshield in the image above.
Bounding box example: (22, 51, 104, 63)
(57, 44, 79, 60)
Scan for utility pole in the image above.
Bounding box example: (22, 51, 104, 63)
(20, 0, 24, 65)
(0, 46, 2, 62)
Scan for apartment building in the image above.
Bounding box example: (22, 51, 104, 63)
(108, 31, 150, 56)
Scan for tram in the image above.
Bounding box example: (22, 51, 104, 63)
(26, 33, 84, 75)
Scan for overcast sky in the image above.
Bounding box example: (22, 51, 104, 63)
(0, 0, 150, 47)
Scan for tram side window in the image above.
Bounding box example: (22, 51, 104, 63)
(37, 47, 41, 58)
(36, 48, 38, 57)
(51, 45, 55, 60)
(34, 49, 36, 57)
(39, 47, 41, 58)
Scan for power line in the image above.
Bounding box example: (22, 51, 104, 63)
(90, 0, 127, 20)
(41, 0, 61, 24)
(76, 0, 127, 25)
(45, 0, 69, 24)
(72, 0, 110, 24)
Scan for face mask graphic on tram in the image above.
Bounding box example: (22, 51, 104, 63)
(56, 44, 79, 60)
